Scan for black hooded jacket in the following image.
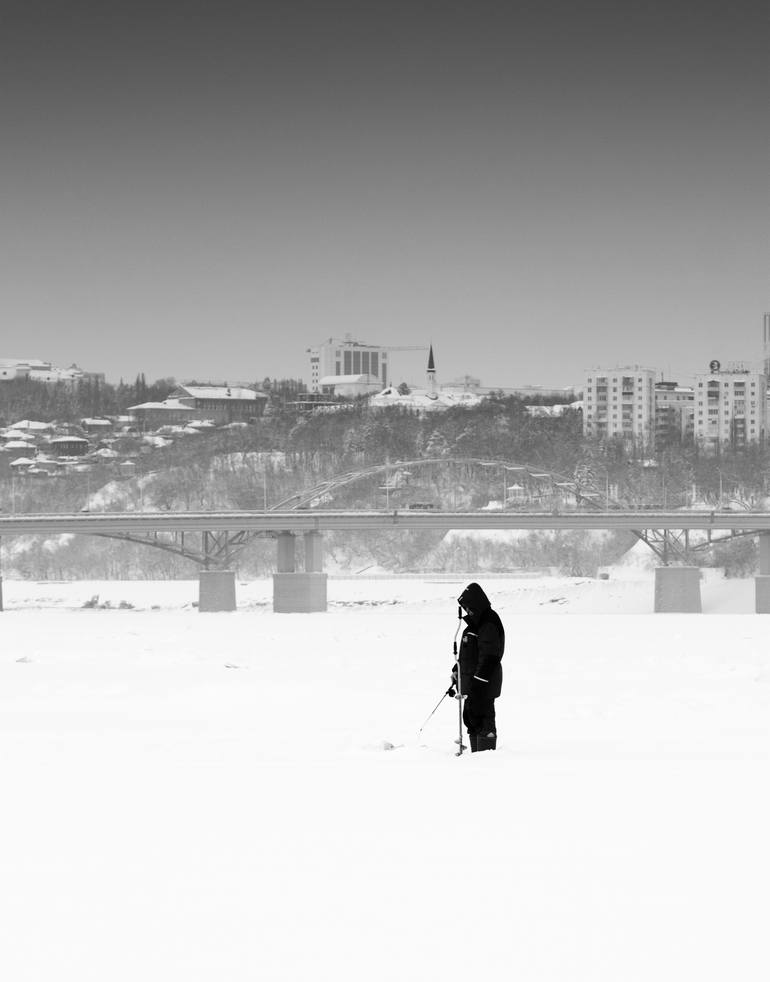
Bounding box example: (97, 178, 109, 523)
(456, 582, 505, 699)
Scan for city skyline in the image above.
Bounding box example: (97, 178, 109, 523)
(0, 2, 766, 388)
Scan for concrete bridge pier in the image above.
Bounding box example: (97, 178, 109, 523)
(654, 566, 702, 613)
(273, 531, 327, 613)
(755, 534, 770, 613)
(198, 570, 237, 612)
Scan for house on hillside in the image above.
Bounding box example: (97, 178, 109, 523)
(172, 385, 268, 422)
(125, 399, 196, 428)
(2, 439, 37, 455)
(81, 418, 114, 434)
(10, 419, 53, 433)
(48, 436, 90, 456)
(0, 360, 52, 380)
(128, 384, 268, 428)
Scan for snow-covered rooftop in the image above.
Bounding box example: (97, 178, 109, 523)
(2, 440, 37, 450)
(176, 385, 267, 401)
(10, 419, 53, 430)
(126, 399, 193, 412)
(370, 387, 483, 410)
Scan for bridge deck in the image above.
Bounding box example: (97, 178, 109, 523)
(1, 510, 769, 535)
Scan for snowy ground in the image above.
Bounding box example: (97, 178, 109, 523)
(1, 574, 769, 981)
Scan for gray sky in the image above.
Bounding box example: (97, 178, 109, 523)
(0, 1, 767, 388)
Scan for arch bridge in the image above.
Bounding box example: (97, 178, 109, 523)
(81, 456, 757, 567)
(3, 457, 770, 612)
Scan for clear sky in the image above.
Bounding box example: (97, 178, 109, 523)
(0, 0, 767, 388)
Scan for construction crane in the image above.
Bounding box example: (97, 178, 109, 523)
(381, 345, 430, 387)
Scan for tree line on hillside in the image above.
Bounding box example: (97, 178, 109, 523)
(0, 375, 176, 424)
(0, 375, 309, 425)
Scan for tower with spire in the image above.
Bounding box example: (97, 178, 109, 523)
(426, 344, 437, 399)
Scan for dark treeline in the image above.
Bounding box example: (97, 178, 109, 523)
(0, 375, 176, 424)
(0, 375, 312, 426)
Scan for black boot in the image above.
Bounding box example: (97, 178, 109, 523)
(469, 732, 478, 753)
(476, 731, 497, 752)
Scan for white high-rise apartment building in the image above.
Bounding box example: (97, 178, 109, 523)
(583, 367, 656, 446)
(306, 337, 389, 393)
(693, 361, 766, 452)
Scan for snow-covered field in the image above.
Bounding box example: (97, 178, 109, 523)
(2, 574, 769, 981)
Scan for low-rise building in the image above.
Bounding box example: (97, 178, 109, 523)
(319, 374, 382, 398)
(80, 418, 114, 434)
(10, 419, 53, 433)
(48, 436, 90, 456)
(0, 360, 105, 387)
(126, 399, 198, 428)
(0, 359, 51, 380)
(128, 385, 268, 428)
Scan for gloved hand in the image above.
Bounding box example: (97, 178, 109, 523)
(446, 686, 456, 698)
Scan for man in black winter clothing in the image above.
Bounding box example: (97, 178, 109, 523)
(453, 582, 505, 752)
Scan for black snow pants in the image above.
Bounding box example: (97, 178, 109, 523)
(463, 691, 497, 751)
